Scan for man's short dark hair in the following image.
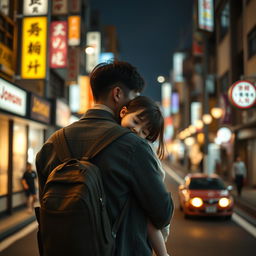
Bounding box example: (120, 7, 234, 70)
(90, 61, 145, 101)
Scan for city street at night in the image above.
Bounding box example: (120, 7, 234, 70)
(1, 0, 256, 256)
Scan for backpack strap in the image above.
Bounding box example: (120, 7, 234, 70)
(54, 125, 131, 162)
(54, 128, 72, 162)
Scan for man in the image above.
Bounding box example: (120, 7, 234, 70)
(22, 162, 37, 213)
(232, 155, 247, 196)
(36, 61, 173, 256)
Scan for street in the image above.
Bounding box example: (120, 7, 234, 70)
(1, 169, 255, 256)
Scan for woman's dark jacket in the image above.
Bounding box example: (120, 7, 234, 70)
(36, 109, 173, 256)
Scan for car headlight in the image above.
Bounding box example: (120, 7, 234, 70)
(190, 197, 203, 207)
(218, 198, 230, 207)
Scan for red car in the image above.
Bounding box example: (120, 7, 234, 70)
(178, 173, 234, 219)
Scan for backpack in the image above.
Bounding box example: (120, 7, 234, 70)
(36, 126, 130, 256)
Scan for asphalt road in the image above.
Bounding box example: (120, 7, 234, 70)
(1, 171, 255, 256)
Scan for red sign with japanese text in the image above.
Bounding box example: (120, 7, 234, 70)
(228, 80, 256, 109)
(50, 21, 67, 68)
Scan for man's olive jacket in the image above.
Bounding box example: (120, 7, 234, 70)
(36, 109, 173, 256)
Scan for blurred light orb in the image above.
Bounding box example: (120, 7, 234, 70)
(217, 127, 232, 143)
(202, 114, 213, 124)
(211, 107, 223, 119)
(85, 46, 95, 55)
(188, 125, 196, 134)
(184, 137, 195, 146)
(157, 76, 165, 83)
(195, 120, 204, 129)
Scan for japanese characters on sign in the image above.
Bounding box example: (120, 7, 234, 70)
(21, 17, 47, 79)
(228, 80, 256, 109)
(50, 21, 67, 68)
(67, 47, 79, 83)
(198, 0, 214, 32)
(0, 78, 27, 116)
(68, 16, 81, 46)
(23, 0, 48, 16)
(52, 0, 68, 15)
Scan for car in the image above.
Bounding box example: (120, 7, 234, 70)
(178, 173, 234, 219)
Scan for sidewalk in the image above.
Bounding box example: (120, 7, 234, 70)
(164, 160, 256, 226)
(0, 207, 36, 242)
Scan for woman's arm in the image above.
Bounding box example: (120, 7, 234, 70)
(147, 221, 169, 256)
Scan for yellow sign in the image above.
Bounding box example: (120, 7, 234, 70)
(68, 16, 80, 46)
(0, 43, 13, 71)
(78, 76, 94, 114)
(21, 17, 47, 79)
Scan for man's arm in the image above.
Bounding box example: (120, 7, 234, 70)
(36, 141, 60, 201)
(129, 140, 174, 229)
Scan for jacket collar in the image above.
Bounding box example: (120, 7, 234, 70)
(81, 109, 118, 123)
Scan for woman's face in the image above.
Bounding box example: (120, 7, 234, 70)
(120, 107, 149, 139)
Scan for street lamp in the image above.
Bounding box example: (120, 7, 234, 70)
(157, 76, 165, 83)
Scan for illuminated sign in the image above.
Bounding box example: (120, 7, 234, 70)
(171, 92, 179, 114)
(173, 52, 186, 82)
(161, 82, 171, 118)
(30, 94, 51, 124)
(56, 99, 71, 127)
(228, 80, 256, 109)
(50, 21, 67, 68)
(52, 0, 67, 15)
(68, 16, 81, 46)
(21, 17, 47, 79)
(23, 0, 48, 16)
(78, 76, 94, 114)
(191, 102, 202, 125)
(198, 0, 214, 32)
(86, 32, 101, 73)
(0, 43, 13, 72)
(0, 78, 27, 116)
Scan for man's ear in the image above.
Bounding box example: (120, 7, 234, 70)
(112, 86, 123, 103)
(120, 106, 128, 118)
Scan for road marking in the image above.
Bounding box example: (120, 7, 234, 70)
(0, 221, 37, 252)
(232, 213, 256, 238)
(163, 163, 256, 239)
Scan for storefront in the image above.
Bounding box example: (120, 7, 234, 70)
(0, 78, 51, 215)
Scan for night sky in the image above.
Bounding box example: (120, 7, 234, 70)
(91, 0, 194, 101)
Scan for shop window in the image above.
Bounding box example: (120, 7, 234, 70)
(219, 2, 230, 40)
(248, 26, 256, 59)
(12, 122, 27, 192)
(0, 116, 9, 196)
(28, 127, 44, 166)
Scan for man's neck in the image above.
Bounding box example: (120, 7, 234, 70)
(92, 103, 114, 116)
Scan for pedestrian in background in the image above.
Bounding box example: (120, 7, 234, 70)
(232, 155, 247, 196)
(22, 162, 37, 213)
